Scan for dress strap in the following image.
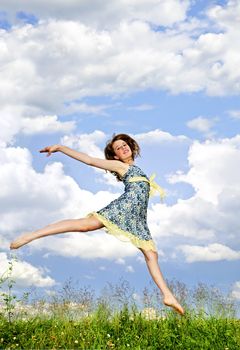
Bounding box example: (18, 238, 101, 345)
(128, 173, 165, 201)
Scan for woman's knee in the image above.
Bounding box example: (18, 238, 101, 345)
(139, 248, 158, 261)
(76, 217, 103, 232)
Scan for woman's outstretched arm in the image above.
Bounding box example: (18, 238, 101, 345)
(39, 144, 126, 174)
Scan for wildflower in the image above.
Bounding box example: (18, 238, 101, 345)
(107, 340, 115, 348)
(13, 337, 16, 340)
(107, 334, 111, 338)
(127, 344, 130, 347)
(74, 340, 78, 344)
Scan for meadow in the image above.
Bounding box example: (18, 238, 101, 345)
(1, 258, 239, 349)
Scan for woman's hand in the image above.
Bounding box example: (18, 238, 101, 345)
(39, 145, 60, 157)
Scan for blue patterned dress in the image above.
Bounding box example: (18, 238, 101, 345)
(87, 164, 158, 252)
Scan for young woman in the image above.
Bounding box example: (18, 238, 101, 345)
(10, 133, 184, 315)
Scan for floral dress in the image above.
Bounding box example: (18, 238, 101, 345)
(87, 164, 164, 252)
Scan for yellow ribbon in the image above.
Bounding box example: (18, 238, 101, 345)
(128, 173, 166, 201)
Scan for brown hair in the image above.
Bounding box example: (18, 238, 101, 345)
(104, 133, 141, 181)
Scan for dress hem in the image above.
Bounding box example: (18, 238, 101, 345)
(86, 211, 157, 252)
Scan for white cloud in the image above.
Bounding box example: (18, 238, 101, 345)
(231, 281, 240, 300)
(127, 104, 155, 111)
(31, 233, 137, 260)
(135, 129, 189, 143)
(228, 110, 240, 120)
(21, 115, 76, 134)
(0, 144, 138, 260)
(186, 116, 217, 136)
(0, 145, 106, 238)
(125, 265, 135, 273)
(115, 258, 126, 265)
(60, 130, 125, 188)
(60, 130, 106, 158)
(136, 255, 145, 264)
(1, 1, 240, 145)
(177, 243, 240, 262)
(168, 138, 240, 204)
(63, 102, 111, 116)
(1, 0, 190, 28)
(147, 135, 240, 256)
(0, 253, 56, 288)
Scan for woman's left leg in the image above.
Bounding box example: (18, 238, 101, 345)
(10, 216, 104, 250)
(138, 247, 185, 315)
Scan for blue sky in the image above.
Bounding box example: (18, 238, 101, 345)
(0, 0, 240, 309)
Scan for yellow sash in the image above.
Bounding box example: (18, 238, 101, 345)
(128, 173, 165, 201)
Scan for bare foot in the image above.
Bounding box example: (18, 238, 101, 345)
(163, 296, 185, 315)
(10, 232, 35, 250)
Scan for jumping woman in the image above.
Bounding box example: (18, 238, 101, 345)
(10, 133, 184, 315)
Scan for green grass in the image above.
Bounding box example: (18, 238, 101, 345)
(1, 305, 240, 349)
(1, 258, 240, 349)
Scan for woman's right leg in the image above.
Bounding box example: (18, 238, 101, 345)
(138, 247, 185, 315)
(10, 216, 104, 250)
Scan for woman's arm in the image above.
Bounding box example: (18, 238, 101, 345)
(39, 144, 126, 174)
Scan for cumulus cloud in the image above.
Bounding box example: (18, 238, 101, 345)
(63, 102, 111, 116)
(186, 116, 217, 136)
(0, 0, 190, 28)
(177, 243, 240, 262)
(127, 104, 155, 111)
(0, 253, 55, 288)
(0, 143, 139, 260)
(60, 130, 123, 188)
(60, 130, 106, 158)
(21, 115, 76, 134)
(0, 145, 114, 239)
(31, 232, 137, 260)
(115, 258, 126, 265)
(228, 110, 240, 120)
(135, 129, 189, 143)
(1, 1, 240, 146)
(125, 265, 135, 273)
(231, 281, 240, 300)
(148, 135, 240, 256)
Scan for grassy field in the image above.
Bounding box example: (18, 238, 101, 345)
(0, 305, 240, 349)
(1, 258, 240, 349)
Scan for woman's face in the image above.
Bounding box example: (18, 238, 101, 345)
(112, 139, 132, 161)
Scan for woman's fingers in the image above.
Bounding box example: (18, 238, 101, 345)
(39, 145, 58, 155)
(39, 147, 51, 155)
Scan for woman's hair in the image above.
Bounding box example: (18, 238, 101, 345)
(104, 133, 141, 181)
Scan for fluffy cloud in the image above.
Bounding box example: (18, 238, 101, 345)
(1, 1, 240, 145)
(177, 243, 240, 262)
(0, 145, 116, 238)
(135, 129, 189, 143)
(33, 232, 137, 260)
(21, 115, 76, 134)
(0, 143, 140, 260)
(148, 135, 240, 259)
(186, 116, 217, 136)
(0, 0, 190, 28)
(228, 110, 240, 120)
(0, 253, 55, 288)
(60, 130, 106, 158)
(60, 130, 123, 188)
(231, 281, 240, 300)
